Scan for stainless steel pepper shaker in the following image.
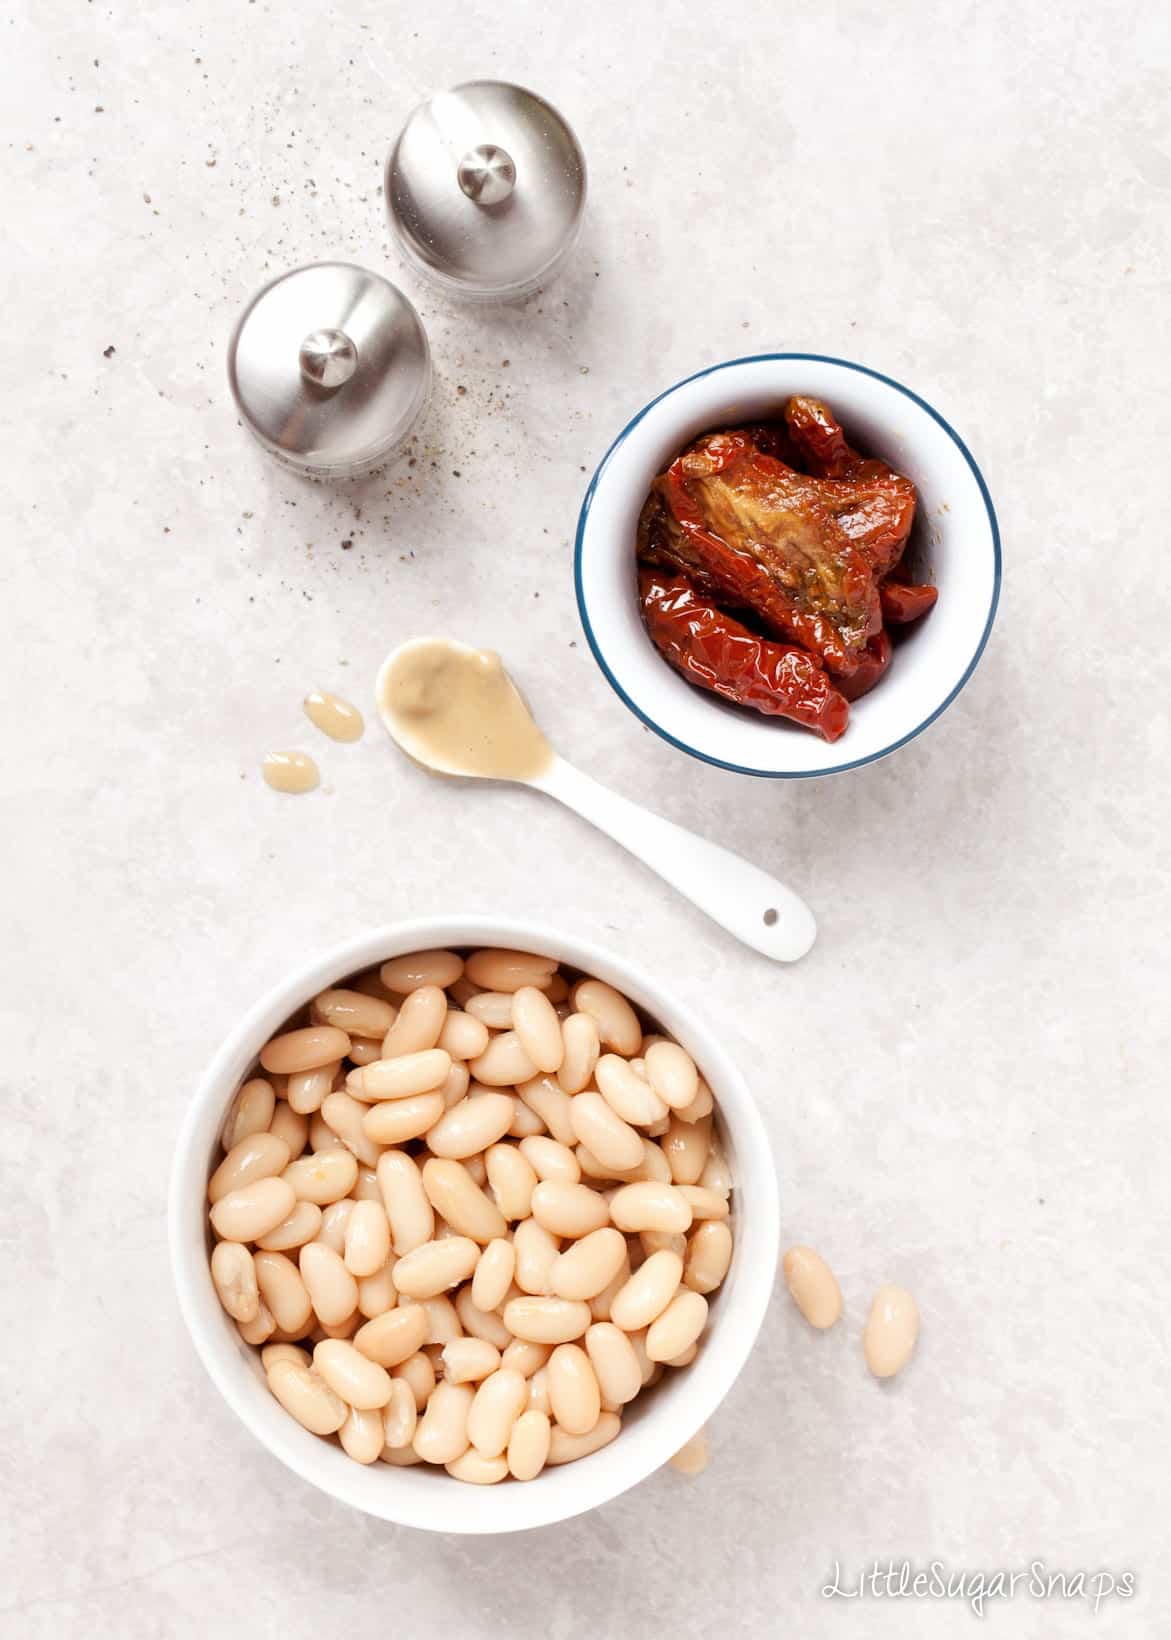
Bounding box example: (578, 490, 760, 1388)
(227, 261, 431, 477)
(385, 81, 587, 303)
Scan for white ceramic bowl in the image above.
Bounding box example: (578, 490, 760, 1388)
(170, 916, 780, 1534)
(576, 353, 1001, 778)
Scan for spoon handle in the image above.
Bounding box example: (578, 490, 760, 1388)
(530, 756, 816, 963)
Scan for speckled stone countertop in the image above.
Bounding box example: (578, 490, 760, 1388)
(3, 1, 1169, 1635)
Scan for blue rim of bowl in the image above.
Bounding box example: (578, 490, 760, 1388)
(573, 352, 1002, 779)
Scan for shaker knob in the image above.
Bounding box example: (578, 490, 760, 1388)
(298, 328, 359, 390)
(457, 144, 517, 205)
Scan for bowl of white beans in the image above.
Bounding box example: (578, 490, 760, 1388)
(170, 918, 780, 1533)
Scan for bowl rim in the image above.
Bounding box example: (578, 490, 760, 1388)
(574, 351, 1002, 780)
(169, 915, 780, 1533)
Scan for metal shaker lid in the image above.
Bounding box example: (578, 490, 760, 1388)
(386, 81, 586, 301)
(227, 262, 431, 476)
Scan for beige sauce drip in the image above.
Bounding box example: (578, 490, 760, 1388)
(304, 690, 364, 742)
(380, 641, 552, 779)
(262, 750, 320, 794)
(669, 1429, 709, 1476)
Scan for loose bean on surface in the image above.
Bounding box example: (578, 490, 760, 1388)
(547, 1344, 601, 1436)
(685, 1221, 733, 1294)
(266, 1360, 346, 1434)
(314, 1339, 393, 1409)
(585, 1323, 642, 1405)
(211, 1241, 259, 1323)
(669, 1428, 708, 1475)
(609, 1181, 692, 1234)
(353, 1304, 429, 1367)
(530, 1179, 609, 1239)
(467, 1368, 527, 1457)
(210, 1176, 297, 1243)
(646, 1291, 708, 1362)
(550, 1228, 628, 1302)
(782, 1245, 843, 1330)
(299, 1241, 359, 1326)
(547, 1412, 621, 1465)
(511, 986, 564, 1074)
(362, 1091, 446, 1145)
(208, 1133, 291, 1204)
(572, 980, 641, 1055)
(863, 1284, 919, 1378)
(260, 1026, 351, 1076)
(485, 1143, 537, 1221)
(376, 1150, 434, 1254)
(609, 1250, 684, 1332)
(222, 1078, 276, 1150)
(425, 1093, 515, 1159)
(507, 1408, 551, 1480)
(502, 1296, 592, 1344)
(556, 1012, 600, 1094)
(422, 1159, 507, 1244)
(471, 1238, 516, 1312)
(465, 949, 556, 993)
(380, 949, 464, 993)
(519, 1134, 581, 1184)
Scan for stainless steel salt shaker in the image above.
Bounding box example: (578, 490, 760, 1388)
(227, 261, 431, 477)
(386, 81, 587, 303)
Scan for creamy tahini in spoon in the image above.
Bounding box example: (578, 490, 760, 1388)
(379, 639, 553, 779)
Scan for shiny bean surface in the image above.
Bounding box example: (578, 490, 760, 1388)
(260, 1026, 351, 1076)
(511, 986, 564, 1074)
(863, 1284, 919, 1378)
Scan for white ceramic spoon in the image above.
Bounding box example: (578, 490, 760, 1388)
(377, 639, 816, 963)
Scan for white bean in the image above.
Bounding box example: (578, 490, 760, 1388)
(376, 1150, 434, 1254)
(609, 1181, 692, 1234)
(484, 1143, 537, 1221)
(609, 1250, 683, 1331)
(380, 949, 464, 993)
(319, 1091, 382, 1167)
(572, 980, 641, 1055)
(465, 949, 557, 993)
(208, 1133, 291, 1204)
(595, 1055, 668, 1126)
(516, 1076, 577, 1145)
(550, 1227, 628, 1302)
(267, 1102, 309, 1159)
(260, 1026, 351, 1076)
(471, 1239, 516, 1312)
(547, 1412, 621, 1465)
(530, 1180, 609, 1239)
(282, 1149, 359, 1206)
(511, 986, 564, 1074)
(254, 1251, 313, 1335)
(643, 1040, 699, 1110)
(210, 1241, 259, 1323)
(425, 1093, 515, 1159)
(393, 1237, 479, 1299)
(519, 1135, 581, 1184)
(863, 1284, 919, 1378)
(556, 1012, 600, 1094)
(210, 1176, 297, 1243)
(362, 1091, 446, 1144)
(353, 1304, 430, 1367)
(584, 1322, 642, 1405)
(314, 988, 397, 1039)
(382, 1377, 419, 1447)
(287, 1061, 341, 1116)
(266, 1359, 346, 1434)
(357, 1049, 452, 1101)
(446, 1449, 507, 1485)
(222, 1078, 276, 1150)
(662, 1113, 710, 1184)
(468, 1031, 538, 1088)
(314, 1338, 394, 1409)
(467, 1368, 527, 1457)
(507, 1408, 551, 1480)
(684, 1221, 733, 1295)
(299, 1241, 359, 1327)
(570, 1092, 644, 1172)
(441, 1337, 502, 1384)
(512, 1217, 560, 1296)
(357, 1260, 398, 1319)
(339, 1404, 384, 1464)
(454, 1286, 512, 1350)
(466, 991, 517, 1029)
(422, 1158, 507, 1244)
(502, 1296, 592, 1344)
(381, 985, 448, 1058)
(645, 1291, 708, 1362)
(438, 1010, 490, 1061)
(413, 1381, 473, 1464)
(547, 1344, 601, 1436)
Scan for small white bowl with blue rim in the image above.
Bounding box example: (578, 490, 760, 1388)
(575, 354, 1000, 778)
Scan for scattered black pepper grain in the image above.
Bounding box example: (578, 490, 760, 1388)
(456, 385, 467, 396)
(341, 539, 353, 550)
(102, 344, 115, 358)
(452, 470, 461, 478)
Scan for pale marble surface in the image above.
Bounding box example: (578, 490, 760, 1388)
(3, 1, 1169, 1635)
